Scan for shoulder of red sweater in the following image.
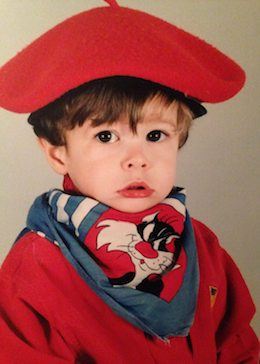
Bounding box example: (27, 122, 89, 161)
(190, 219, 241, 268)
(191, 217, 219, 241)
(1, 230, 69, 282)
(0, 230, 104, 313)
(190, 217, 227, 260)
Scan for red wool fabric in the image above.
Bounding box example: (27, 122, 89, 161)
(0, 219, 258, 363)
(0, 0, 245, 113)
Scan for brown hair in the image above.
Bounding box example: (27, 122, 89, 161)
(28, 76, 194, 148)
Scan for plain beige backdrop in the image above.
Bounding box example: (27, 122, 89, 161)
(0, 0, 259, 334)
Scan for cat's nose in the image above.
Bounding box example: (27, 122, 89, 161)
(135, 241, 158, 258)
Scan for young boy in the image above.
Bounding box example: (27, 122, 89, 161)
(0, 1, 258, 363)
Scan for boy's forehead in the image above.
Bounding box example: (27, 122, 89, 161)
(86, 99, 178, 129)
(141, 98, 178, 122)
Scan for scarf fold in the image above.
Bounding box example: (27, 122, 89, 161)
(26, 186, 199, 340)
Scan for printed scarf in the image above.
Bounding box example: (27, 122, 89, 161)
(26, 186, 199, 340)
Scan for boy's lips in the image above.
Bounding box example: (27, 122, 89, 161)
(117, 182, 154, 198)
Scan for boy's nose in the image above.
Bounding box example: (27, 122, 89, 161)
(122, 158, 149, 171)
(121, 146, 150, 171)
(125, 160, 147, 169)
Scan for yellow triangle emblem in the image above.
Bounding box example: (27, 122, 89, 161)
(209, 286, 218, 308)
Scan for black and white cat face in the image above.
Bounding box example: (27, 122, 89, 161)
(137, 212, 180, 251)
(97, 212, 181, 288)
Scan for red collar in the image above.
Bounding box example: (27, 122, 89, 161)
(62, 174, 81, 195)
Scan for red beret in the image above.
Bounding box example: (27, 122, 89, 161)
(0, 0, 245, 116)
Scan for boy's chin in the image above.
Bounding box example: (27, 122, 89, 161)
(108, 199, 160, 214)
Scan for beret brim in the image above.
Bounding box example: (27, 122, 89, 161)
(0, 4, 245, 116)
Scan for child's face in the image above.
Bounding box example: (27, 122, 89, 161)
(50, 98, 180, 213)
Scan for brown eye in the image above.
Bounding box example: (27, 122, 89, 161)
(146, 130, 167, 142)
(96, 130, 118, 143)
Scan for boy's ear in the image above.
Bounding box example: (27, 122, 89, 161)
(37, 138, 68, 175)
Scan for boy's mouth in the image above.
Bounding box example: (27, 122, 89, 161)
(117, 182, 154, 198)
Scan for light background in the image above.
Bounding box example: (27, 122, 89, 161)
(0, 0, 259, 333)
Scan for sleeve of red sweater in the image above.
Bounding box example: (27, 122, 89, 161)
(216, 249, 259, 363)
(0, 234, 77, 364)
(0, 280, 76, 364)
(191, 219, 259, 363)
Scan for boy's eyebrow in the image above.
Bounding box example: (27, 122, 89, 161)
(88, 119, 177, 130)
(86, 115, 177, 130)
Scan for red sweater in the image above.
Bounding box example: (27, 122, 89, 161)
(0, 219, 258, 363)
